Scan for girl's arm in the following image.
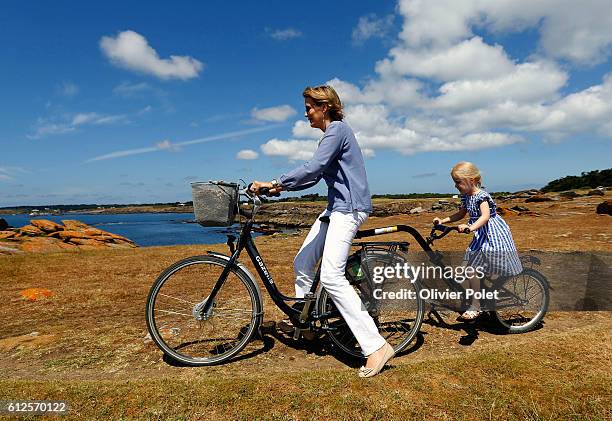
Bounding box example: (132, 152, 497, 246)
(434, 207, 467, 224)
(465, 200, 491, 231)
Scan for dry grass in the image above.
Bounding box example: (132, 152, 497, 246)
(0, 195, 610, 419)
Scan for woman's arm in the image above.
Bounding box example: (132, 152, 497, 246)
(278, 123, 343, 190)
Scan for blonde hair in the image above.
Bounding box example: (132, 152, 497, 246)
(303, 85, 344, 121)
(451, 162, 482, 186)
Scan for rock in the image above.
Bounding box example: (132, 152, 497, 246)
(497, 207, 519, 216)
(525, 195, 553, 203)
(0, 230, 17, 240)
(61, 220, 91, 230)
(18, 225, 45, 236)
(67, 238, 109, 248)
(19, 288, 54, 301)
(0, 218, 9, 230)
(559, 191, 579, 198)
(431, 204, 443, 211)
(410, 207, 425, 214)
(511, 205, 530, 212)
(20, 237, 77, 252)
(56, 230, 92, 240)
(30, 219, 64, 232)
(596, 200, 612, 216)
(587, 189, 604, 196)
(519, 211, 541, 217)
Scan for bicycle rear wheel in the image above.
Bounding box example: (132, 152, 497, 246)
(492, 268, 549, 333)
(316, 251, 424, 358)
(145, 255, 263, 365)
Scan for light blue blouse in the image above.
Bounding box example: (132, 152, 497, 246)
(278, 120, 373, 213)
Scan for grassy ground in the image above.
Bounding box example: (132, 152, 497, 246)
(1, 196, 610, 419)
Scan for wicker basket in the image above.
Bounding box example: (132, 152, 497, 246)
(191, 181, 239, 226)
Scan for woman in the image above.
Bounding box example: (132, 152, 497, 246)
(251, 85, 394, 378)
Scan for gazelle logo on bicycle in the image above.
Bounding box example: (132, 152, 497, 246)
(255, 255, 273, 284)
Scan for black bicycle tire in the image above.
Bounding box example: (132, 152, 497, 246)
(145, 255, 263, 366)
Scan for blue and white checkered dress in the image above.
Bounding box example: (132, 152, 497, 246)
(462, 190, 523, 276)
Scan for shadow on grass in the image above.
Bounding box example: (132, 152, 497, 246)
(423, 309, 546, 346)
(162, 334, 276, 367)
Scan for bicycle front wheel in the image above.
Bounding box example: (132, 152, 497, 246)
(145, 255, 263, 366)
(492, 268, 549, 333)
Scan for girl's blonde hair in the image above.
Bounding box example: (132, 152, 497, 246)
(303, 85, 344, 121)
(451, 162, 482, 186)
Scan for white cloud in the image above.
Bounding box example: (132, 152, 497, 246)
(100, 30, 204, 80)
(113, 81, 152, 96)
(396, 0, 612, 65)
(352, 14, 394, 44)
(251, 105, 297, 122)
(236, 149, 259, 160)
(0, 166, 27, 182)
(58, 81, 79, 97)
(291, 120, 321, 139)
(257, 0, 612, 163)
(155, 139, 181, 152)
(86, 125, 281, 162)
(28, 111, 129, 139)
(260, 139, 318, 161)
(266, 27, 302, 41)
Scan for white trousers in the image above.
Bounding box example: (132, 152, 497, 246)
(293, 210, 386, 356)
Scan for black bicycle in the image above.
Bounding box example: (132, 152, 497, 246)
(355, 223, 550, 334)
(145, 181, 423, 366)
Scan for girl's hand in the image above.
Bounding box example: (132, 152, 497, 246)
(458, 223, 470, 233)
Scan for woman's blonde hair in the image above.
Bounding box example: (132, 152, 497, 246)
(303, 85, 344, 121)
(451, 162, 482, 186)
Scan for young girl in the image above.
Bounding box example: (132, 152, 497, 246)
(433, 162, 523, 320)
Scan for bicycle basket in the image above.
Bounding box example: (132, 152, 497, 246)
(191, 181, 239, 226)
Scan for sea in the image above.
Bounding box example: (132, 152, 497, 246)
(0, 212, 258, 247)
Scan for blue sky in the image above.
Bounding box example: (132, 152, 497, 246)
(1, 1, 611, 206)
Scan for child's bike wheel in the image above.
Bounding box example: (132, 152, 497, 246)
(492, 268, 549, 333)
(145, 255, 263, 366)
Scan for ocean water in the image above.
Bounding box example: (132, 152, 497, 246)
(0, 212, 256, 247)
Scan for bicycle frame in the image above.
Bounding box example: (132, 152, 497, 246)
(201, 203, 316, 329)
(355, 224, 477, 310)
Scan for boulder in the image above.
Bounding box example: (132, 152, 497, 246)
(587, 189, 605, 196)
(596, 200, 612, 216)
(18, 225, 45, 236)
(61, 220, 91, 231)
(30, 219, 64, 232)
(497, 207, 519, 217)
(20, 237, 77, 252)
(560, 191, 579, 198)
(410, 206, 425, 214)
(511, 205, 530, 212)
(56, 230, 92, 240)
(525, 195, 553, 203)
(67, 238, 109, 248)
(0, 230, 17, 240)
(0, 218, 9, 230)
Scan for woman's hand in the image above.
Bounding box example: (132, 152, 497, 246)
(433, 217, 442, 225)
(250, 181, 282, 196)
